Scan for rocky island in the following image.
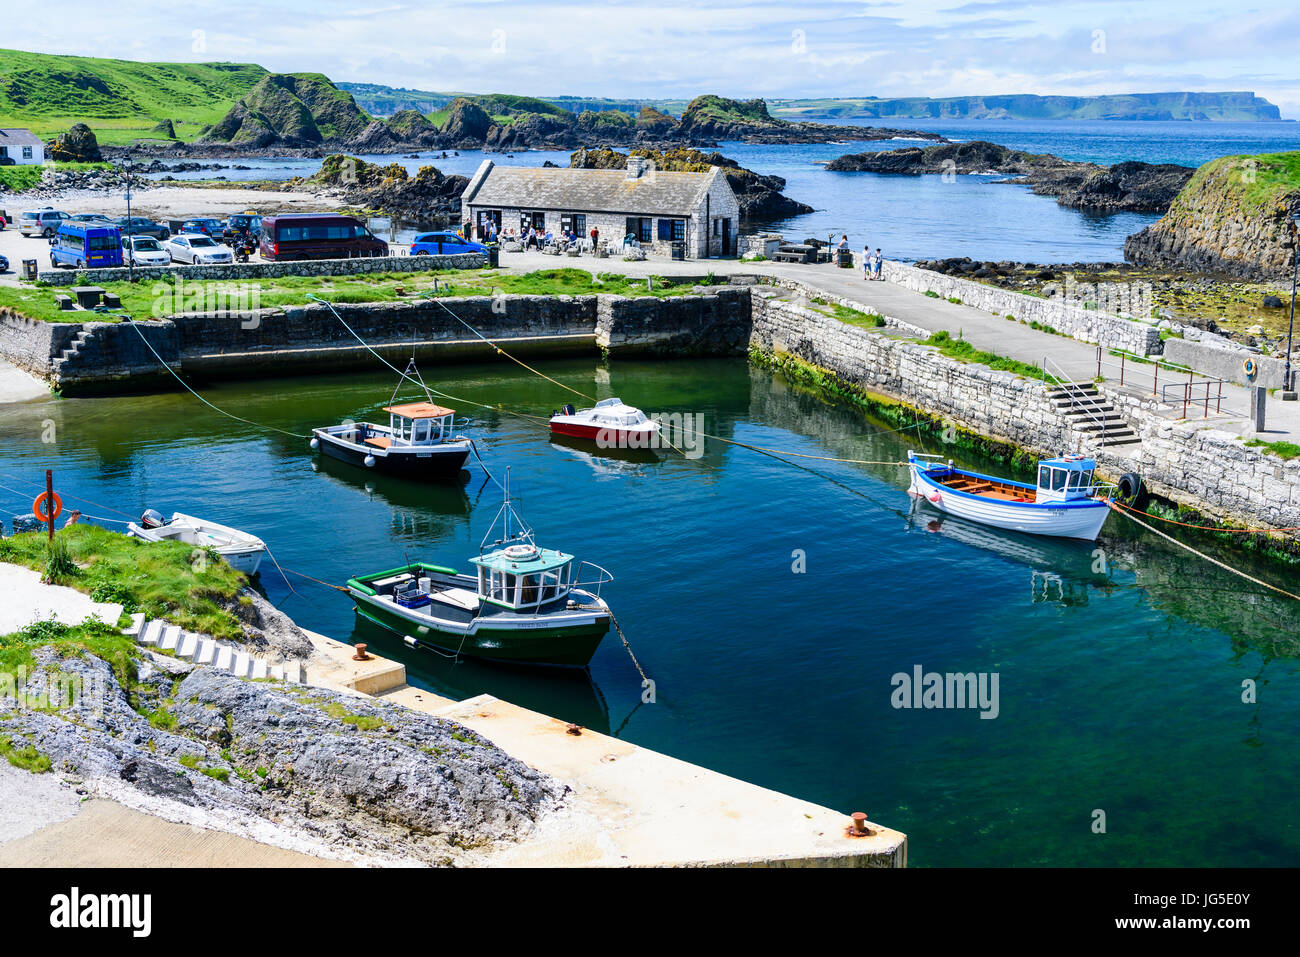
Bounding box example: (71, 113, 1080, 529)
(826, 140, 1194, 213)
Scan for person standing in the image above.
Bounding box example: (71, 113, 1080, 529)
(862, 243, 871, 280)
(590, 225, 599, 252)
(872, 248, 883, 280)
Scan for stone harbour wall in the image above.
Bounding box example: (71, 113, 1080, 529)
(596, 287, 752, 356)
(882, 260, 1163, 357)
(36, 252, 484, 287)
(1161, 337, 1289, 390)
(748, 289, 1082, 457)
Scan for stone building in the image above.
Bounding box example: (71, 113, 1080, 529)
(0, 129, 45, 165)
(460, 157, 741, 259)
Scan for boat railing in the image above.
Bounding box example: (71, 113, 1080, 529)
(572, 560, 614, 598)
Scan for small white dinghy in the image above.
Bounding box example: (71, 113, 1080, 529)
(127, 510, 267, 575)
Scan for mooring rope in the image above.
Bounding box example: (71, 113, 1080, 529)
(122, 318, 309, 438)
(1107, 502, 1300, 602)
(1110, 499, 1300, 534)
(575, 602, 649, 685)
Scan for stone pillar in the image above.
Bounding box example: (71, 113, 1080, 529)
(1250, 386, 1267, 433)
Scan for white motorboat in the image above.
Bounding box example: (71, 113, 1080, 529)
(127, 510, 267, 575)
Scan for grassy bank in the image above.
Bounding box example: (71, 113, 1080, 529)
(0, 268, 707, 324)
(0, 160, 114, 194)
(0, 524, 247, 639)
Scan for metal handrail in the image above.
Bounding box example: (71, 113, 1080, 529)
(1042, 354, 1110, 445)
(573, 560, 615, 598)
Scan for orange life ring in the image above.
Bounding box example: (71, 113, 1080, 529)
(33, 491, 62, 523)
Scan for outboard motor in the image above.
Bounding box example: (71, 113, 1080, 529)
(561, 404, 575, 417)
(140, 508, 166, 529)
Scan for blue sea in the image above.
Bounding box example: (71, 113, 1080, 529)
(141, 119, 1300, 265)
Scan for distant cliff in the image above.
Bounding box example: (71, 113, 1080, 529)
(772, 92, 1284, 122)
(1125, 152, 1300, 279)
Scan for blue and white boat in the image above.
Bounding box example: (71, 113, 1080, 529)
(907, 451, 1115, 541)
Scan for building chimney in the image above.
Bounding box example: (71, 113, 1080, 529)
(626, 156, 648, 179)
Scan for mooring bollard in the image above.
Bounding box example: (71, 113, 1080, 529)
(848, 811, 874, 837)
(352, 643, 371, 661)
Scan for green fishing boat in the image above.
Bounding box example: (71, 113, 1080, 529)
(346, 476, 614, 667)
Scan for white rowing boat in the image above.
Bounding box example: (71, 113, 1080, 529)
(127, 510, 267, 575)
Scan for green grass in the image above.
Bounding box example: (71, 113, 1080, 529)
(923, 330, 1053, 381)
(0, 160, 113, 193)
(1245, 438, 1300, 460)
(0, 47, 267, 144)
(0, 524, 247, 639)
(0, 734, 51, 773)
(0, 268, 704, 324)
(0, 617, 139, 698)
(814, 302, 885, 328)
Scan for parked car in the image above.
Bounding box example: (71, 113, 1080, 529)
(50, 222, 124, 269)
(69, 213, 116, 225)
(180, 218, 225, 237)
(163, 233, 233, 264)
(116, 216, 170, 240)
(410, 231, 487, 256)
(0, 254, 9, 273)
(121, 235, 172, 267)
(18, 208, 70, 238)
(259, 213, 387, 261)
(222, 214, 262, 242)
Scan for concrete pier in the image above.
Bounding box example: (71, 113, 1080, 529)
(304, 633, 907, 867)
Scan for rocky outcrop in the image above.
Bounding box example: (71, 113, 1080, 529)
(148, 119, 177, 139)
(46, 122, 102, 162)
(1, 647, 561, 864)
(441, 98, 494, 147)
(675, 94, 937, 145)
(198, 74, 371, 147)
(1124, 152, 1300, 280)
(827, 140, 1192, 213)
(569, 146, 812, 220)
(307, 154, 467, 225)
(384, 109, 441, 146)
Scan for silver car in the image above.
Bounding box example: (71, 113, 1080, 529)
(164, 233, 234, 264)
(19, 208, 70, 238)
(122, 235, 172, 267)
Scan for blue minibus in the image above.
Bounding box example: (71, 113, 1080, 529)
(50, 222, 124, 269)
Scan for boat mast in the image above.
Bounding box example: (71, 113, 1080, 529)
(479, 467, 535, 553)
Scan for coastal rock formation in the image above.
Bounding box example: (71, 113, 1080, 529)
(673, 94, 940, 145)
(307, 154, 467, 225)
(826, 140, 1193, 213)
(1, 647, 561, 864)
(46, 122, 103, 162)
(198, 74, 372, 147)
(569, 146, 813, 220)
(148, 119, 177, 139)
(384, 109, 441, 145)
(440, 97, 495, 147)
(1124, 152, 1300, 280)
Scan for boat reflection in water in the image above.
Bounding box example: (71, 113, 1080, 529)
(347, 614, 611, 735)
(907, 499, 1117, 606)
(547, 430, 660, 470)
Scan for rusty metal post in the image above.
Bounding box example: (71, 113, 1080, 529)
(1119, 352, 1125, 387)
(45, 469, 54, 544)
(1153, 360, 1159, 397)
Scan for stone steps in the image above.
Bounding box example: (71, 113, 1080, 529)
(123, 612, 305, 683)
(1046, 381, 1142, 448)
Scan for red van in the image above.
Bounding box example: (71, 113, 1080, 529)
(259, 213, 389, 261)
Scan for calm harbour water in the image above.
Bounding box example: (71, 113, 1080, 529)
(142, 118, 1300, 264)
(2, 357, 1298, 866)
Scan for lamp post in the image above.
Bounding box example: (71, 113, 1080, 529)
(1284, 211, 1300, 401)
(123, 150, 134, 283)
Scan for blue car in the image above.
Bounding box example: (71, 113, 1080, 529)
(410, 231, 487, 256)
(0, 253, 8, 272)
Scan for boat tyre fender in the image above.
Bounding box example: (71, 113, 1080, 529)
(1117, 472, 1144, 504)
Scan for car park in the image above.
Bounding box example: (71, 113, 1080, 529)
(121, 235, 172, 267)
(18, 208, 70, 238)
(411, 231, 488, 256)
(50, 221, 124, 269)
(116, 216, 170, 240)
(163, 233, 234, 264)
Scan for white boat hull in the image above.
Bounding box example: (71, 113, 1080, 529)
(127, 512, 267, 575)
(909, 463, 1111, 541)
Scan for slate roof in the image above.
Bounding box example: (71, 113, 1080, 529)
(0, 129, 44, 147)
(462, 160, 726, 217)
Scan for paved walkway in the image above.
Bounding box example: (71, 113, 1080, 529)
(498, 249, 1300, 444)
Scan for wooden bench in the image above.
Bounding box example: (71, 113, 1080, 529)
(364, 436, 392, 450)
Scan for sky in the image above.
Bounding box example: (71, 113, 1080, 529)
(4, 0, 1299, 117)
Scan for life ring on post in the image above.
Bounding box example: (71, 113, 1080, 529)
(33, 491, 62, 523)
(1243, 358, 1258, 380)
